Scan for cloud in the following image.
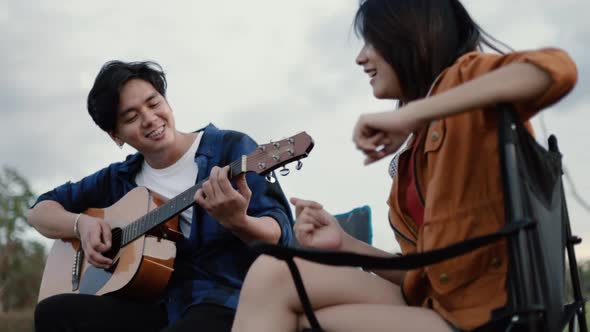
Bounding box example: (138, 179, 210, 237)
(1, 0, 589, 258)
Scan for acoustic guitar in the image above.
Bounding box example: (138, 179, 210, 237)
(38, 132, 314, 302)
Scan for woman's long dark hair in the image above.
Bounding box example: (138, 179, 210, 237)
(354, 0, 509, 102)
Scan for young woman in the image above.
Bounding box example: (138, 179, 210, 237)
(231, 0, 577, 331)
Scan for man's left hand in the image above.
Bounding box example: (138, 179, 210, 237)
(195, 166, 252, 230)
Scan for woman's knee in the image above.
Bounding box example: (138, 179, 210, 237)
(242, 254, 292, 294)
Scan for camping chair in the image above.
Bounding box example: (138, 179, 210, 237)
(333, 205, 372, 245)
(292, 205, 372, 249)
(252, 104, 587, 331)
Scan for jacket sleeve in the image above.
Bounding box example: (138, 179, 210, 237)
(223, 131, 295, 245)
(32, 164, 122, 213)
(456, 48, 578, 120)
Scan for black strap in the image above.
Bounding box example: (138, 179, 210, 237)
(251, 219, 533, 331)
(253, 220, 532, 270)
(286, 258, 323, 331)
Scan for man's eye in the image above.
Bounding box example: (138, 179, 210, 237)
(149, 102, 160, 108)
(125, 115, 138, 123)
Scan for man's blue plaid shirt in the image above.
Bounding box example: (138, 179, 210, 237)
(34, 123, 294, 323)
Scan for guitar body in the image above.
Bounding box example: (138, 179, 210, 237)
(38, 187, 178, 302)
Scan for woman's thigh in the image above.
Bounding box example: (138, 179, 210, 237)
(304, 303, 453, 332)
(244, 255, 405, 310)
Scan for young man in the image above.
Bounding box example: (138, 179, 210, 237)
(28, 60, 294, 332)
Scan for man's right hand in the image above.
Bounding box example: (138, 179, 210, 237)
(77, 214, 113, 269)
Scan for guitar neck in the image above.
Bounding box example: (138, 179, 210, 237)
(119, 156, 247, 246)
(117, 130, 314, 246)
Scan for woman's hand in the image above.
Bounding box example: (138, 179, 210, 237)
(290, 197, 346, 250)
(77, 214, 113, 269)
(353, 104, 426, 165)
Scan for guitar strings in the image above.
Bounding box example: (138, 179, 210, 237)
(119, 141, 305, 244)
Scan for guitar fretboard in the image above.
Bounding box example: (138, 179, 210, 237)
(119, 157, 245, 246)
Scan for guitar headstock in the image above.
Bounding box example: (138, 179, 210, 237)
(244, 132, 314, 177)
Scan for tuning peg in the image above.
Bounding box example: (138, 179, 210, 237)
(265, 173, 276, 183)
(279, 166, 290, 176)
(296, 160, 303, 170)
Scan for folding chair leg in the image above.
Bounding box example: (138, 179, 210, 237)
(564, 215, 588, 332)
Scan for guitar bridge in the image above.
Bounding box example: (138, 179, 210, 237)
(71, 248, 84, 291)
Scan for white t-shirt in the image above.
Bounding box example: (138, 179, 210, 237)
(135, 132, 202, 237)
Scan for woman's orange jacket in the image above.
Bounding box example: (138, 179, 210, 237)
(388, 48, 577, 330)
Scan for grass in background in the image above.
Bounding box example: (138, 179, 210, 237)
(0, 308, 34, 332)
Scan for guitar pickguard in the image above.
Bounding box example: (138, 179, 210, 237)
(79, 262, 117, 295)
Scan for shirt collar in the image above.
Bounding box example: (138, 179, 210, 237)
(116, 123, 219, 177)
(117, 152, 144, 176)
(193, 123, 219, 159)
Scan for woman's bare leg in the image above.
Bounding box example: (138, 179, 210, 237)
(298, 304, 452, 332)
(232, 255, 448, 332)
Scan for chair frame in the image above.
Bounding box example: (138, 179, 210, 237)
(252, 104, 587, 332)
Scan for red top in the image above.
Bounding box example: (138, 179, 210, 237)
(405, 133, 425, 226)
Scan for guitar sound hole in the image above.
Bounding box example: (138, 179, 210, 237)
(103, 227, 123, 260)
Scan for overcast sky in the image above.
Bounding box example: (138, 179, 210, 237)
(2, 0, 589, 258)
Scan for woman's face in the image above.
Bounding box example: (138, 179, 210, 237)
(356, 43, 403, 100)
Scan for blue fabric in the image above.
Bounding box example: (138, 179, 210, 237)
(333, 205, 372, 245)
(34, 123, 294, 323)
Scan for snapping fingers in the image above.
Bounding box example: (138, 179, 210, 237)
(363, 146, 391, 165)
(290, 197, 323, 217)
(357, 131, 389, 152)
(294, 222, 314, 236)
(296, 208, 322, 227)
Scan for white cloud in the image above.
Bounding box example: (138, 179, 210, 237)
(2, 0, 589, 259)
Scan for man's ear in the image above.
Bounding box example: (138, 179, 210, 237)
(109, 131, 124, 147)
